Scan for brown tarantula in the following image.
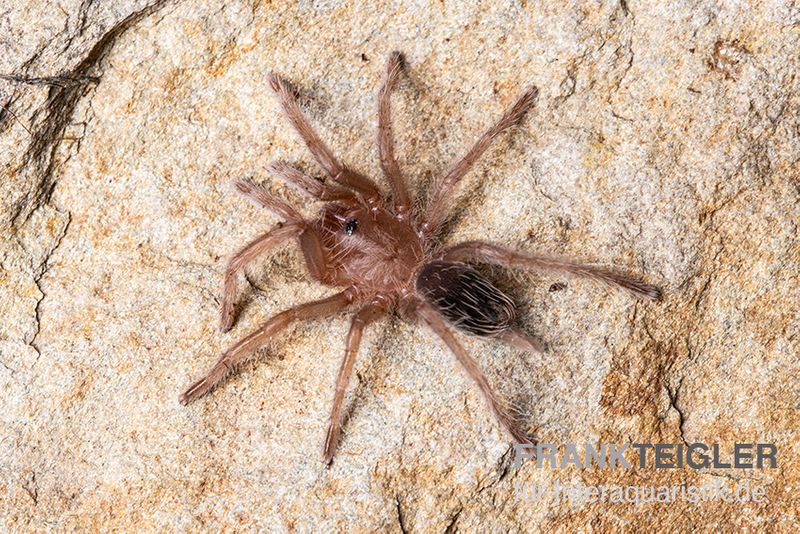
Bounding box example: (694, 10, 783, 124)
(180, 52, 661, 463)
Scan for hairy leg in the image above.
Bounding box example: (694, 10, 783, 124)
(443, 241, 662, 301)
(232, 178, 305, 224)
(421, 86, 539, 239)
(323, 300, 386, 464)
(377, 51, 411, 219)
(182, 289, 357, 405)
(267, 73, 383, 202)
(416, 302, 533, 445)
(220, 223, 304, 332)
(499, 326, 546, 353)
(267, 161, 358, 204)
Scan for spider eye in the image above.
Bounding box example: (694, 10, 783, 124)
(345, 218, 358, 236)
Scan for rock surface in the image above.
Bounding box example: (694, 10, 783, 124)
(1, 0, 798, 530)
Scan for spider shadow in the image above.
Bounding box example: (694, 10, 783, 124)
(398, 63, 532, 221)
(331, 306, 551, 457)
(466, 263, 555, 440)
(228, 246, 307, 326)
(421, 144, 531, 248)
(335, 314, 396, 450)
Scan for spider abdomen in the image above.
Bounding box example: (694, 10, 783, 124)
(416, 261, 517, 336)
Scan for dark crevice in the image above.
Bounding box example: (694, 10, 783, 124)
(10, 0, 170, 227)
(0, 73, 100, 88)
(475, 445, 516, 496)
(664, 378, 688, 446)
(28, 211, 72, 358)
(22, 471, 38, 504)
(444, 506, 462, 533)
(0, 359, 17, 375)
(0, 97, 33, 137)
(0, 46, 49, 136)
(395, 494, 409, 534)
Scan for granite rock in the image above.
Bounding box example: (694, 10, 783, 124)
(1, 0, 798, 530)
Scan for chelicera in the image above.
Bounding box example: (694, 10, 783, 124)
(180, 52, 661, 464)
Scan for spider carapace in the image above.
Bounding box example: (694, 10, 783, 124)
(180, 52, 661, 464)
(312, 202, 424, 293)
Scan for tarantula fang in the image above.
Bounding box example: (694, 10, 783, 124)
(179, 52, 661, 465)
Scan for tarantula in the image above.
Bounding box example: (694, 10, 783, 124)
(180, 52, 661, 464)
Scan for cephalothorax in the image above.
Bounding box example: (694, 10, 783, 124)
(180, 52, 661, 463)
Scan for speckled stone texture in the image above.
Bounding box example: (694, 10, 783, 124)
(1, 0, 798, 531)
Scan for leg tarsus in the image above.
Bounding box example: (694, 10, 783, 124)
(499, 326, 546, 354)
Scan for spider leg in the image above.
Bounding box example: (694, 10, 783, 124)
(443, 241, 662, 301)
(181, 288, 357, 405)
(421, 86, 539, 239)
(377, 51, 411, 219)
(323, 300, 386, 465)
(220, 222, 305, 332)
(267, 161, 358, 204)
(267, 73, 383, 203)
(416, 302, 534, 445)
(233, 178, 304, 223)
(499, 326, 546, 353)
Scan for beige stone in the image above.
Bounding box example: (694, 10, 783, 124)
(1, 0, 798, 530)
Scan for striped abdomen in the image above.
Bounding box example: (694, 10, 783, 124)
(416, 261, 516, 336)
